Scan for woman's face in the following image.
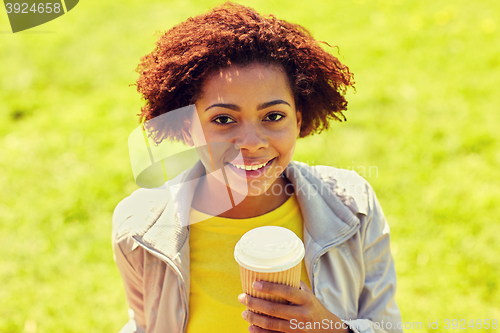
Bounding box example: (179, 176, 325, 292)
(187, 62, 301, 197)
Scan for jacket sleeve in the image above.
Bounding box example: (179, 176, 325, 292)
(344, 182, 403, 333)
(112, 198, 147, 333)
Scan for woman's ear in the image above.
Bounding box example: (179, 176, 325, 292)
(181, 118, 194, 147)
(296, 110, 302, 135)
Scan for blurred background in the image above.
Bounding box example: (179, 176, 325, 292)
(1, 0, 499, 332)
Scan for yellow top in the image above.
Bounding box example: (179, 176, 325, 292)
(186, 194, 310, 332)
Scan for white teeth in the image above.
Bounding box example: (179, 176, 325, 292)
(231, 161, 269, 171)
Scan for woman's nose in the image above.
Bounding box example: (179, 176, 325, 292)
(234, 123, 268, 153)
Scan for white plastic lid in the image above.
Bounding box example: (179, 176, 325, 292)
(234, 226, 305, 273)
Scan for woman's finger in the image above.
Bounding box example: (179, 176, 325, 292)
(299, 280, 312, 292)
(239, 294, 300, 320)
(249, 324, 286, 333)
(249, 324, 283, 333)
(243, 310, 290, 332)
(252, 281, 309, 305)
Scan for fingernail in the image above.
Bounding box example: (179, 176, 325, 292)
(242, 310, 248, 320)
(238, 294, 246, 303)
(252, 281, 263, 291)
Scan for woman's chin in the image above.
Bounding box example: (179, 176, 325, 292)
(204, 164, 287, 201)
(244, 187, 271, 197)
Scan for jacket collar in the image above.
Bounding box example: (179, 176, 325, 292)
(131, 161, 361, 274)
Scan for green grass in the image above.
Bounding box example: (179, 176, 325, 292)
(1, 0, 499, 332)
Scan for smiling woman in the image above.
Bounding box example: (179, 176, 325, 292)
(185, 63, 301, 218)
(112, 2, 402, 333)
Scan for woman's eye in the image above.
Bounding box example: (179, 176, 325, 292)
(264, 113, 284, 122)
(213, 116, 235, 125)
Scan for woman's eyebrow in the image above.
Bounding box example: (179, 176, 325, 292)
(205, 99, 291, 112)
(205, 103, 240, 112)
(258, 100, 291, 110)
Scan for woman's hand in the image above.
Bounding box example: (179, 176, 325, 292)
(238, 280, 352, 333)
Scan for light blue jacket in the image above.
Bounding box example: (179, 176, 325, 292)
(112, 161, 403, 333)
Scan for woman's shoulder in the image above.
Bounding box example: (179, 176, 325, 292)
(290, 161, 371, 216)
(112, 185, 171, 244)
(292, 160, 366, 180)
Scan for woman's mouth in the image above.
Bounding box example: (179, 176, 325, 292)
(226, 157, 276, 179)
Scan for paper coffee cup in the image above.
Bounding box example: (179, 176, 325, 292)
(234, 226, 305, 312)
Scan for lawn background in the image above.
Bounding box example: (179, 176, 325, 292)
(1, 0, 499, 332)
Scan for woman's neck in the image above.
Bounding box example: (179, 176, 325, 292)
(191, 174, 293, 219)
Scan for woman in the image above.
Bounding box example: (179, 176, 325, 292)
(112, 3, 402, 333)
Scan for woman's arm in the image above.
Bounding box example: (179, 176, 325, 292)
(344, 182, 403, 333)
(112, 236, 147, 333)
(112, 196, 147, 333)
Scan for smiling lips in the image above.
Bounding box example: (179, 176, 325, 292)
(230, 160, 271, 171)
(227, 158, 275, 174)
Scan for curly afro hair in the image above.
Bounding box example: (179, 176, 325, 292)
(136, 2, 355, 144)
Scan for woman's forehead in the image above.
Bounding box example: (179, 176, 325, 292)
(199, 63, 293, 100)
